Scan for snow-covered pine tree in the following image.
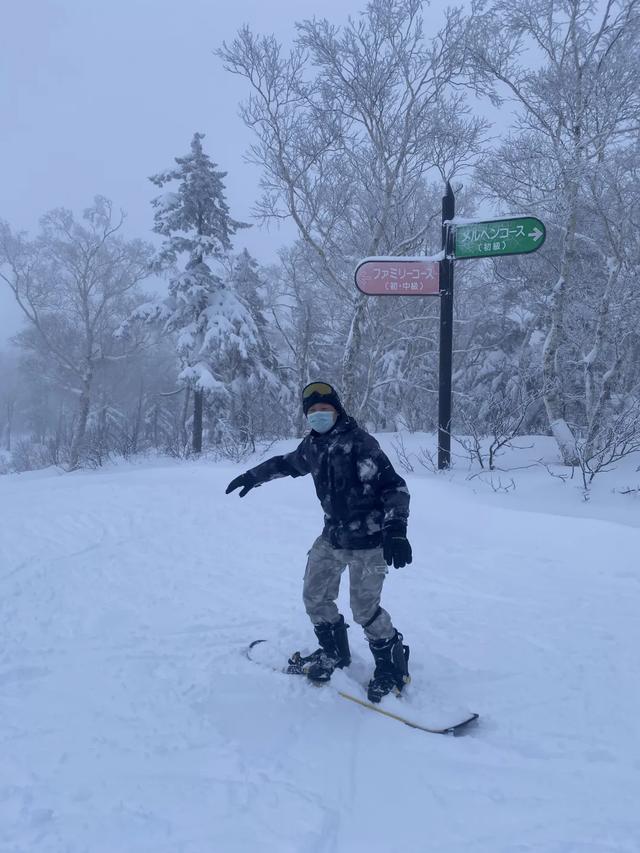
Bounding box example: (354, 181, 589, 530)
(230, 249, 263, 307)
(138, 132, 279, 454)
(226, 248, 294, 442)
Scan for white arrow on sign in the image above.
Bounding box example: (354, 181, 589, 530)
(528, 227, 544, 242)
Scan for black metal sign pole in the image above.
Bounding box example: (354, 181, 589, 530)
(438, 182, 455, 470)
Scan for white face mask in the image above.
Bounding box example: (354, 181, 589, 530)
(307, 410, 336, 434)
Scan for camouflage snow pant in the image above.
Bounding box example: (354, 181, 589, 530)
(302, 535, 395, 641)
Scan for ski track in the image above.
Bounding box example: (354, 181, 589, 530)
(1, 455, 639, 852)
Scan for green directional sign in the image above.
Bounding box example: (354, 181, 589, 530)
(454, 216, 546, 259)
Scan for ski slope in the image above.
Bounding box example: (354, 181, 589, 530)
(1, 438, 640, 853)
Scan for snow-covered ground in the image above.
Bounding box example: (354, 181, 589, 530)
(1, 435, 639, 853)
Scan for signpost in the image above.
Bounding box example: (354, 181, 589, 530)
(438, 184, 455, 471)
(353, 190, 546, 469)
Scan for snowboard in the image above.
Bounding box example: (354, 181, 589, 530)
(245, 639, 479, 737)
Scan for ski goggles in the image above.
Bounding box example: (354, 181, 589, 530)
(302, 381, 336, 399)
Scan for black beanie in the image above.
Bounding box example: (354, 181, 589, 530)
(302, 381, 344, 416)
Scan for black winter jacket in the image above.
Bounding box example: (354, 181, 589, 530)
(246, 415, 410, 549)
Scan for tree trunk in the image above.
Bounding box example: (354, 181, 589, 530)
(152, 404, 159, 448)
(69, 375, 92, 470)
(179, 386, 190, 451)
(131, 382, 144, 454)
(54, 403, 65, 463)
(192, 388, 203, 454)
(542, 199, 579, 465)
(583, 350, 625, 462)
(5, 399, 14, 451)
(341, 293, 368, 412)
(295, 305, 312, 437)
(584, 260, 620, 422)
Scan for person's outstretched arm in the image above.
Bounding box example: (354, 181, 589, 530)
(225, 438, 311, 498)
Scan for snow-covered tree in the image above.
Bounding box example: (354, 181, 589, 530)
(136, 133, 281, 453)
(150, 132, 248, 267)
(218, 0, 487, 411)
(468, 0, 640, 463)
(0, 348, 22, 452)
(0, 198, 153, 468)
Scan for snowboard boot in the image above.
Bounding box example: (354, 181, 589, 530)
(288, 615, 351, 683)
(367, 630, 410, 703)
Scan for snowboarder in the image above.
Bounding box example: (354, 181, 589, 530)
(226, 381, 412, 702)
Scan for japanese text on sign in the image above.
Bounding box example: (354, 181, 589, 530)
(459, 224, 525, 248)
(461, 225, 525, 245)
(354, 258, 440, 296)
(453, 216, 546, 259)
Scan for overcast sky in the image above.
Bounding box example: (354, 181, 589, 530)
(0, 0, 460, 344)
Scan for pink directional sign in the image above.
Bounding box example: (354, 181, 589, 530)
(354, 257, 440, 296)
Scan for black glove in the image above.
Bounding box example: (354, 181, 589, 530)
(225, 472, 257, 498)
(382, 523, 412, 569)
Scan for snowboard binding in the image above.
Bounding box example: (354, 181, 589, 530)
(367, 631, 410, 703)
(287, 615, 351, 683)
